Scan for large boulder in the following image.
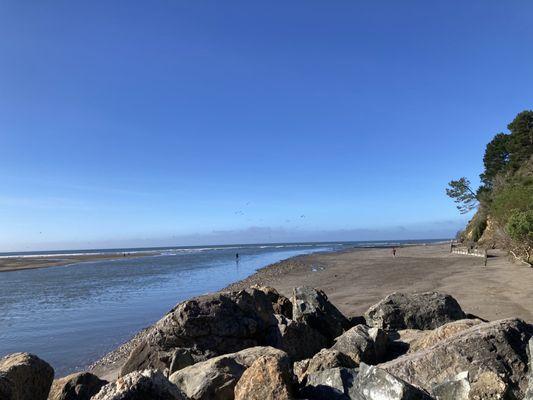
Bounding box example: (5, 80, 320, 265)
(364, 292, 466, 330)
(431, 370, 509, 400)
(120, 341, 170, 375)
(0, 352, 54, 400)
(168, 348, 196, 375)
(121, 288, 278, 375)
(331, 325, 387, 365)
(387, 319, 484, 360)
(295, 349, 357, 382)
(381, 318, 533, 399)
(292, 286, 350, 341)
(270, 314, 329, 361)
(431, 371, 470, 400)
(300, 367, 358, 400)
(92, 369, 185, 400)
(355, 363, 433, 400)
(48, 372, 107, 400)
(300, 364, 433, 400)
(408, 319, 483, 353)
(169, 346, 288, 400)
(251, 285, 293, 318)
(234, 355, 294, 400)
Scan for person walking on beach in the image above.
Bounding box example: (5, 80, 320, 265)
(392, 247, 397, 258)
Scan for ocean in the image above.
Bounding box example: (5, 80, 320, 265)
(0, 240, 440, 376)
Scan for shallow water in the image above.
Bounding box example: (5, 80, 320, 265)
(0, 242, 342, 375)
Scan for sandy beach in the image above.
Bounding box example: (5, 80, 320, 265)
(0, 252, 157, 273)
(226, 243, 533, 323)
(90, 242, 533, 380)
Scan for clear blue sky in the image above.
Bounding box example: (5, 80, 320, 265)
(1, 1, 532, 251)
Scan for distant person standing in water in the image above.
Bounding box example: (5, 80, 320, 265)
(392, 247, 397, 258)
(236, 253, 239, 261)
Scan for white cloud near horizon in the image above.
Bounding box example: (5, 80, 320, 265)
(1, 220, 467, 253)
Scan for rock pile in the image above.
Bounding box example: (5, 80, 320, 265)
(2, 287, 533, 399)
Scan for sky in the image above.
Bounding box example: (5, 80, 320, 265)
(1, 1, 533, 252)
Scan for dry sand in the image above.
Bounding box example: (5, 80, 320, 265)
(226, 243, 533, 323)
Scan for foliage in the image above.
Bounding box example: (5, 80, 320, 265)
(480, 133, 510, 186)
(507, 210, 533, 242)
(506, 210, 533, 265)
(445, 178, 478, 214)
(490, 178, 533, 225)
(506, 110, 533, 171)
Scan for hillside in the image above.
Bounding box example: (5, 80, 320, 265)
(447, 110, 533, 266)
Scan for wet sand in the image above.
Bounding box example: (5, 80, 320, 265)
(0, 252, 157, 273)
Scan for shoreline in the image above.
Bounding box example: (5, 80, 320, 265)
(0, 252, 159, 273)
(88, 245, 356, 380)
(89, 242, 533, 381)
(0, 240, 445, 274)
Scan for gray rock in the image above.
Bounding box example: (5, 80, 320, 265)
(369, 327, 388, 361)
(48, 372, 107, 400)
(0, 352, 54, 400)
(300, 367, 358, 400)
(431, 371, 470, 400)
(430, 364, 510, 399)
(364, 292, 466, 330)
(385, 320, 484, 362)
(293, 359, 310, 382)
(168, 348, 196, 375)
(292, 286, 349, 340)
(332, 325, 387, 365)
(525, 338, 533, 399)
(305, 349, 357, 376)
(381, 318, 533, 399)
(355, 363, 433, 400)
(294, 363, 434, 400)
(251, 285, 293, 318)
(92, 369, 185, 400)
(120, 340, 169, 375)
(408, 319, 483, 353)
(169, 346, 288, 400)
(121, 288, 278, 375)
(271, 314, 329, 361)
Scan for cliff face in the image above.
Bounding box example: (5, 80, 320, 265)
(461, 211, 487, 244)
(477, 215, 503, 248)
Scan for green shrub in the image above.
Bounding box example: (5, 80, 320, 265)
(507, 210, 533, 243)
(506, 210, 533, 264)
(490, 178, 533, 225)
